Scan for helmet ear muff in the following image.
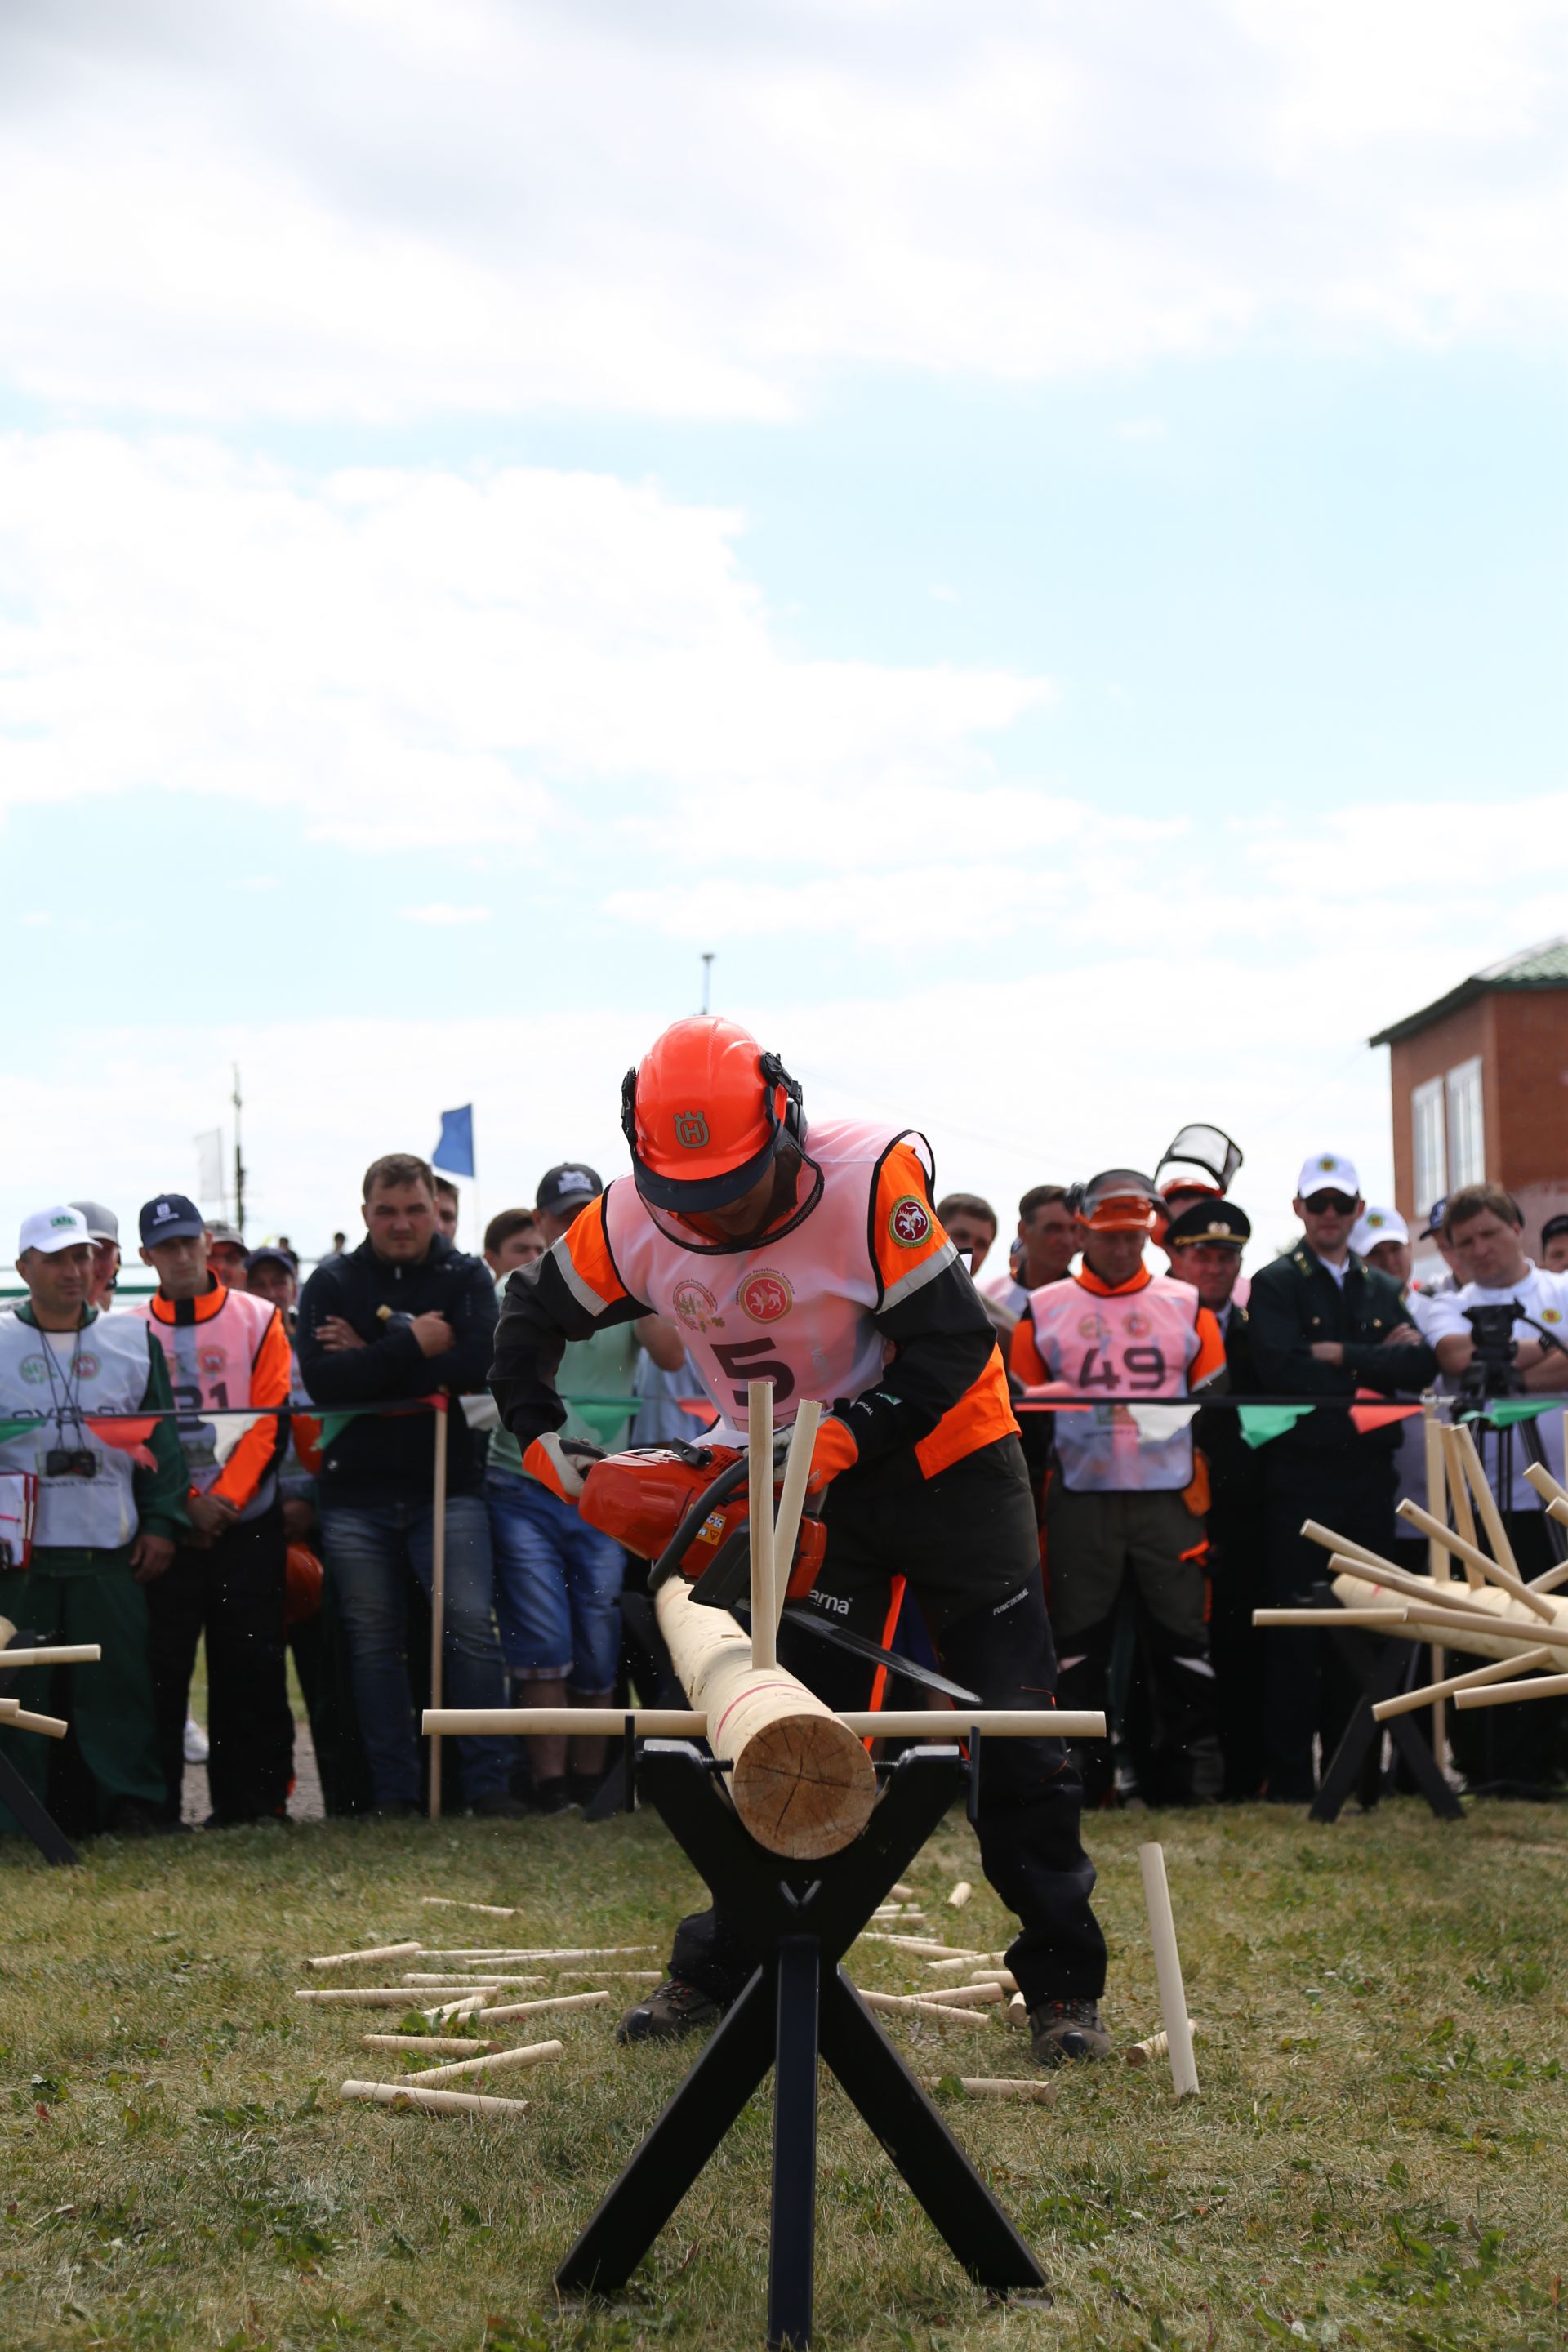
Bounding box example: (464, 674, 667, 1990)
(759, 1051, 804, 1147)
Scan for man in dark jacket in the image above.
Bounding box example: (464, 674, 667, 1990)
(1246, 1152, 1436, 1802)
(296, 1152, 514, 1816)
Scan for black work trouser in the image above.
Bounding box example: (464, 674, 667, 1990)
(1262, 1454, 1396, 1801)
(146, 1502, 294, 1824)
(1207, 1499, 1269, 1801)
(669, 1438, 1107, 2011)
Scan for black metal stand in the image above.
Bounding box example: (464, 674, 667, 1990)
(555, 1742, 1046, 2348)
(1308, 1592, 1463, 1825)
(0, 1634, 80, 1866)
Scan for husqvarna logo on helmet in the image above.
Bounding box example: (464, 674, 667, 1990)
(674, 1112, 710, 1149)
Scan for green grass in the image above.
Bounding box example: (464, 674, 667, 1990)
(2, 1799, 1566, 2350)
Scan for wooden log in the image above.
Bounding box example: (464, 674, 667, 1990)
(924, 2076, 1055, 2104)
(1330, 1567, 1568, 1664)
(424, 1708, 706, 1738)
(0, 1644, 102, 1668)
(361, 2035, 501, 2056)
(859, 1991, 993, 2026)
(948, 1882, 973, 1909)
(404, 2038, 564, 2084)
(746, 1379, 777, 1673)
(1401, 1602, 1568, 1654)
(474, 1991, 612, 2024)
(1455, 1673, 1568, 1711)
(308, 1941, 423, 1971)
(655, 1576, 876, 1859)
(1395, 1502, 1555, 1619)
(339, 2078, 530, 2118)
(1371, 1647, 1557, 1721)
(1138, 1844, 1199, 2098)
(1324, 1553, 1497, 1620)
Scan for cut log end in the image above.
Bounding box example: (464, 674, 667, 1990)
(729, 1710, 877, 1858)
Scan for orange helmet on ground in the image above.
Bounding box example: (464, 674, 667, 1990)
(1071, 1169, 1160, 1234)
(621, 1016, 804, 1212)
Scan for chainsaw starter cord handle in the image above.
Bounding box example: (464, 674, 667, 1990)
(647, 1452, 752, 1592)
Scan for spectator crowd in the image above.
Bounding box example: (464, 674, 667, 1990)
(4, 1129, 1567, 1843)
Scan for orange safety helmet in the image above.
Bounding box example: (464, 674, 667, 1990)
(1071, 1169, 1160, 1234)
(621, 1016, 804, 1212)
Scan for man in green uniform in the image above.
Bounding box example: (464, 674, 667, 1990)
(0, 1206, 188, 1837)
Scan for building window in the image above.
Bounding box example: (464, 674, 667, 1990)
(1413, 1077, 1446, 1216)
(1446, 1056, 1486, 1188)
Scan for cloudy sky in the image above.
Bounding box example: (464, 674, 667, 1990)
(2, 0, 1564, 1267)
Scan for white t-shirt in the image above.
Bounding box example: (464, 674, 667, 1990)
(1423, 1261, 1568, 1509)
(982, 1271, 1028, 1321)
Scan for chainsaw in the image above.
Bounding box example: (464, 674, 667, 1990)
(572, 1438, 980, 1707)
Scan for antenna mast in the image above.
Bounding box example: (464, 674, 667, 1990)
(700, 951, 715, 1014)
(233, 1064, 247, 1234)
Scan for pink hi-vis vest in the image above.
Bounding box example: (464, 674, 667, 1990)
(131, 1285, 279, 1517)
(1025, 1272, 1204, 1493)
(603, 1119, 953, 1441)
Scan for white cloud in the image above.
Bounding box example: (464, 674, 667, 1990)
(400, 902, 494, 926)
(0, 431, 1045, 850)
(0, 0, 1559, 423)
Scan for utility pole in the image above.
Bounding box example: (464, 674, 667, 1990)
(700, 951, 715, 1015)
(233, 1064, 247, 1235)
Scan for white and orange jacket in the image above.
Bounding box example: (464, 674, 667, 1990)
(1009, 1265, 1226, 1493)
(131, 1280, 291, 1522)
(492, 1120, 1018, 1484)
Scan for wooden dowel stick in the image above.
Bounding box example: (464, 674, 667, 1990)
(0, 1644, 102, 1668)
(1396, 1603, 1568, 1653)
(339, 2078, 530, 2118)
(948, 1882, 973, 1909)
(1253, 1609, 1410, 1628)
(475, 1990, 612, 2024)
(424, 1995, 489, 2024)
(1, 1707, 69, 1739)
(920, 1984, 1004, 2008)
(1524, 1462, 1568, 1509)
(747, 1379, 777, 1673)
(361, 2035, 501, 2056)
(1441, 1427, 1482, 1581)
(297, 1989, 458, 2007)
(1530, 1557, 1568, 1597)
(1325, 1552, 1497, 1619)
(427, 1397, 449, 1821)
(1299, 1521, 1402, 1572)
(1125, 2021, 1201, 2069)
(832, 1711, 1107, 1738)
(770, 1397, 822, 1629)
(404, 2038, 564, 2084)
(1423, 1394, 1450, 1770)
(860, 1991, 993, 2025)
(1455, 1673, 1568, 1711)
(924, 2076, 1056, 2104)
(423, 1704, 1107, 1740)
(420, 1897, 519, 1915)
(1372, 1647, 1557, 1721)
(308, 1941, 423, 1971)
(1451, 1421, 1522, 1579)
(1394, 1504, 1556, 1619)
(1138, 1843, 1199, 2098)
(402, 1975, 511, 1988)
(858, 1935, 988, 1957)
(424, 1708, 706, 1738)
(890, 1882, 915, 1900)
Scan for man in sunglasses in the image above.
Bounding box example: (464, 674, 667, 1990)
(1245, 1153, 1435, 1804)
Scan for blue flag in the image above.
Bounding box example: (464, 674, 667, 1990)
(432, 1104, 475, 1178)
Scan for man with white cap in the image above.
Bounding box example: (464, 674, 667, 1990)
(1246, 1153, 1436, 1803)
(69, 1201, 122, 1315)
(0, 1208, 187, 1838)
(1349, 1206, 1413, 1288)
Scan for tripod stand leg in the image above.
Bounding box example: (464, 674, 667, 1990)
(555, 1972, 773, 2297)
(818, 1975, 1046, 2292)
(0, 1751, 78, 1866)
(768, 1937, 819, 2351)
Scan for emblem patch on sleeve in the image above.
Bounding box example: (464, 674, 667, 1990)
(889, 1196, 933, 1249)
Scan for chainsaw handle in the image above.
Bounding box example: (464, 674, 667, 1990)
(647, 1453, 753, 1593)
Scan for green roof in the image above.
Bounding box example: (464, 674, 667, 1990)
(1370, 936, 1568, 1047)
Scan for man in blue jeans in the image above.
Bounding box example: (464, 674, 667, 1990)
(297, 1152, 517, 1816)
(486, 1166, 685, 1812)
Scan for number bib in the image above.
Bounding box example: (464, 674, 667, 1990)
(1026, 1273, 1203, 1492)
(605, 1119, 924, 1436)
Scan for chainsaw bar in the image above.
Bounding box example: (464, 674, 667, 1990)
(729, 1601, 982, 1709)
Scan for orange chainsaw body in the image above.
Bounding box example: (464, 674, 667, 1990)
(579, 1444, 826, 1599)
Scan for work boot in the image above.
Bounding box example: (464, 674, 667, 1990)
(1029, 1998, 1111, 2069)
(467, 1792, 532, 1820)
(616, 1978, 722, 2045)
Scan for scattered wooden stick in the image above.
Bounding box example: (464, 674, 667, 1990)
(1450, 1422, 1523, 1581)
(0, 1644, 102, 1668)
(921, 1984, 1004, 2009)
(0, 1706, 68, 1738)
(890, 1882, 915, 1900)
(860, 1991, 992, 2026)
(404, 2038, 564, 2084)
(424, 1995, 490, 2025)
(1395, 1501, 1555, 1619)
(339, 2078, 530, 2118)
(924, 1952, 1004, 1974)
(559, 1969, 662, 1983)
(1396, 1603, 1568, 1655)
(475, 1991, 612, 2025)
(1524, 1461, 1568, 1511)
(1455, 1672, 1568, 1712)
(769, 1397, 823, 1635)
(1325, 1552, 1498, 1619)
(834, 1710, 1106, 1738)
(433, 1975, 546, 1991)
(1125, 2021, 1200, 2069)
(1372, 1647, 1557, 1721)
(307, 1941, 423, 1971)
(361, 2034, 500, 2056)
(1138, 1844, 1199, 2098)
(425, 1708, 707, 1737)
(420, 1898, 519, 1916)
(1005, 1993, 1028, 2029)
(1440, 1423, 1481, 1574)
(425, 1946, 655, 1963)
(969, 1970, 1019, 1992)
(1253, 1608, 1410, 1628)
(859, 1936, 987, 1958)
(948, 1882, 973, 1909)
(402, 1976, 508, 1989)
(746, 1378, 778, 1673)
(1299, 1520, 1403, 1573)
(296, 1989, 445, 2007)
(924, 2076, 1055, 2104)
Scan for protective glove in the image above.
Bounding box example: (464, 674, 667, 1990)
(522, 1432, 605, 1504)
(803, 1414, 859, 1496)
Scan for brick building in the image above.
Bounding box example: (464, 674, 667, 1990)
(1370, 938, 1568, 1272)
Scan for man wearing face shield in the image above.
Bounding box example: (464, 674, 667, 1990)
(492, 1014, 1109, 2069)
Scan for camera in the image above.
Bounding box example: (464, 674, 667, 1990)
(45, 1448, 98, 1479)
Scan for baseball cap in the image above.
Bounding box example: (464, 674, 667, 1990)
(19, 1205, 92, 1258)
(1296, 1152, 1360, 1200)
(1419, 1195, 1449, 1240)
(139, 1193, 207, 1245)
(244, 1243, 296, 1274)
(206, 1219, 246, 1250)
(1165, 1198, 1251, 1250)
(536, 1163, 603, 1219)
(1351, 1206, 1409, 1254)
(69, 1200, 119, 1245)
(1543, 1214, 1568, 1248)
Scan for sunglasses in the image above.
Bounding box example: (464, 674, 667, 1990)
(1303, 1191, 1357, 1215)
